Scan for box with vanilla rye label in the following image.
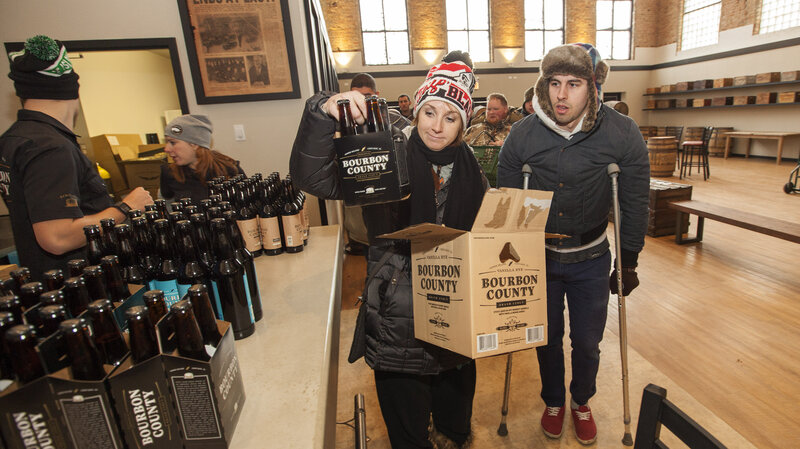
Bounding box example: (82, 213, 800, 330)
(333, 96, 410, 206)
(381, 188, 559, 359)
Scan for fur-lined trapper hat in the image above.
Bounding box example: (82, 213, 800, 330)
(535, 43, 609, 133)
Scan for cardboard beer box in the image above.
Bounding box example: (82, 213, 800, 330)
(158, 318, 245, 448)
(381, 188, 557, 359)
(733, 75, 756, 86)
(0, 377, 71, 449)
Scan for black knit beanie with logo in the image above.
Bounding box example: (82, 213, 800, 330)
(8, 35, 80, 100)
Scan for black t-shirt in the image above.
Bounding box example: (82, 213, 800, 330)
(160, 161, 244, 205)
(0, 110, 113, 281)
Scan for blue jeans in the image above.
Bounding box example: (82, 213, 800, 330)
(536, 250, 611, 407)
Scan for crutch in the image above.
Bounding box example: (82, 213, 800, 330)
(497, 163, 533, 437)
(607, 163, 634, 446)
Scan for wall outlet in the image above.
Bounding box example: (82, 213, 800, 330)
(234, 124, 246, 141)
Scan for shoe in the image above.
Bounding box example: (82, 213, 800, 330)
(571, 403, 597, 445)
(344, 241, 367, 255)
(540, 405, 565, 439)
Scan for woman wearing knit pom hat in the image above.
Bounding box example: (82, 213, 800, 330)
(0, 35, 154, 281)
(159, 114, 244, 205)
(290, 51, 487, 449)
(497, 43, 649, 445)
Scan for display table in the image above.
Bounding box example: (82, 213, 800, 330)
(230, 225, 343, 448)
(723, 131, 800, 164)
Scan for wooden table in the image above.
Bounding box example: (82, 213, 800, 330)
(723, 131, 800, 165)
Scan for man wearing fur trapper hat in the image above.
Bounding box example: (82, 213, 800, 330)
(0, 35, 153, 281)
(497, 43, 649, 445)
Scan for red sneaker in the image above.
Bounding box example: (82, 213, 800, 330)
(571, 404, 597, 445)
(541, 405, 565, 438)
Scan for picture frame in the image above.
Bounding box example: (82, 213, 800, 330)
(176, 0, 301, 104)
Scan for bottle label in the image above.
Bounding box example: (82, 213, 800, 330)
(259, 216, 282, 249)
(281, 214, 303, 248)
(242, 273, 255, 324)
(154, 279, 181, 308)
(210, 281, 224, 320)
(177, 282, 191, 299)
(170, 374, 222, 440)
(237, 218, 262, 253)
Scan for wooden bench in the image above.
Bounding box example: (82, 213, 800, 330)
(667, 200, 800, 244)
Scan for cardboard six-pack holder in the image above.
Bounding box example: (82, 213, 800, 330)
(382, 188, 557, 359)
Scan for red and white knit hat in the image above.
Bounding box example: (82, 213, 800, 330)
(413, 60, 475, 130)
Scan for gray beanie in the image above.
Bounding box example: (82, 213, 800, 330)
(164, 114, 213, 148)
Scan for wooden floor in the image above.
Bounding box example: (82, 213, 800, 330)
(335, 156, 800, 449)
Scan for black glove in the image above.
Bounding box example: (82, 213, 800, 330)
(609, 267, 639, 296)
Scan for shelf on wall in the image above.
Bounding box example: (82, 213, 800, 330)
(643, 102, 800, 111)
(643, 79, 800, 96)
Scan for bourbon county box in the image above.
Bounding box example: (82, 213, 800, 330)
(381, 188, 557, 359)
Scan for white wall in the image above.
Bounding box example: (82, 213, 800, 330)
(0, 0, 315, 177)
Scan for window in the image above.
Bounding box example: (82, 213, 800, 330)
(596, 0, 631, 60)
(524, 0, 564, 61)
(681, 0, 721, 50)
(446, 0, 491, 63)
(760, 0, 800, 34)
(360, 0, 410, 65)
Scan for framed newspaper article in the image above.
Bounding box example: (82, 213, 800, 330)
(177, 0, 301, 104)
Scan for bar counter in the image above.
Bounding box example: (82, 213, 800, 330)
(229, 225, 343, 448)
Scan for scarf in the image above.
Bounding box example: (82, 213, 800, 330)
(406, 128, 485, 231)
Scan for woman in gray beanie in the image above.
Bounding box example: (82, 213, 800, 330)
(159, 114, 243, 204)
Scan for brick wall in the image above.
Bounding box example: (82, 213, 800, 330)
(566, 0, 597, 44)
(491, 0, 523, 48)
(319, 0, 362, 52)
(721, 0, 757, 32)
(409, 0, 447, 49)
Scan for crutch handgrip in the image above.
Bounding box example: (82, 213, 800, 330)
(522, 164, 532, 191)
(607, 163, 620, 177)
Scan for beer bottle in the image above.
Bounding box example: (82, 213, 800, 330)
(100, 217, 119, 256)
(187, 284, 223, 346)
(218, 200, 232, 213)
(365, 95, 386, 133)
(19, 281, 44, 309)
(83, 224, 105, 265)
(86, 299, 128, 365)
(184, 204, 199, 217)
(199, 198, 214, 217)
(223, 211, 263, 322)
(209, 218, 254, 340)
(0, 277, 16, 296)
(4, 324, 45, 384)
(144, 203, 157, 213)
(38, 304, 68, 337)
(144, 209, 161, 228)
(143, 290, 168, 326)
(63, 276, 91, 317)
(10, 267, 31, 292)
(259, 202, 283, 255)
(0, 312, 16, 379)
(125, 305, 159, 364)
(83, 265, 110, 302)
(59, 318, 107, 381)
(67, 258, 88, 278)
(235, 182, 263, 257)
(39, 289, 65, 307)
(281, 201, 304, 253)
(132, 216, 159, 289)
(152, 219, 181, 307)
(337, 99, 358, 136)
(127, 209, 143, 220)
(206, 181, 218, 198)
(168, 210, 185, 239)
(42, 269, 65, 291)
(0, 295, 23, 325)
(207, 206, 223, 221)
(180, 197, 194, 209)
(171, 299, 210, 361)
(115, 224, 146, 286)
(100, 255, 129, 301)
(189, 213, 216, 274)
(378, 97, 391, 127)
(295, 193, 309, 246)
(154, 199, 169, 220)
(176, 220, 210, 299)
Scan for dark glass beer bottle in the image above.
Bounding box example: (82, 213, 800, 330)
(154, 199, 169, 220)
(0, 295, 23, 325)
(189, 213, 215, 273)
(83, 224, 105, 265)
(19, 282, 44, 309)
(39, 289, 65, 307)
(63, 276, 91, 317)
(125, 305, 160, 364)
(115, 224, 146, 286)
(171, 299, 210, 361)
(0, 277, 16, 296)
(60, 318, 107, 380)
(258, 202, 283, 255)
(100, 217, 118, 256)
(144, 209, 161, 228)
(152, 219, 181, 307)
(365, 95, 386, 132)
(235, 182, 263, 257)
(67, 258, 88, 278)
(223, 211, 263, 322)
(42, 269, 65, 291)
(209, 218, 254, 340)
(5, 324, 45, 384)
(0, 312, 16, 379)
(38, 304, 68, 336)
(9, 267, 31, 295)
(143, 290, 168, 326)
(183, 204, 199, 217)
(127, 209, 143, 220)
(295, 194, 309, 246)
(378, 97, 391, 126)
(207, 206, 223, 221)
(132, 216, 159, 289)
(86, 299, 128, 366)
(144, 204, 157, 213)
(100, 255, 129, 301)
(337, 99, 358, 136)
(176, 220, 209, 298)
(187, 284, 223, 346)
(281, 201, 304, 253)
(83, 265, 110, 302)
